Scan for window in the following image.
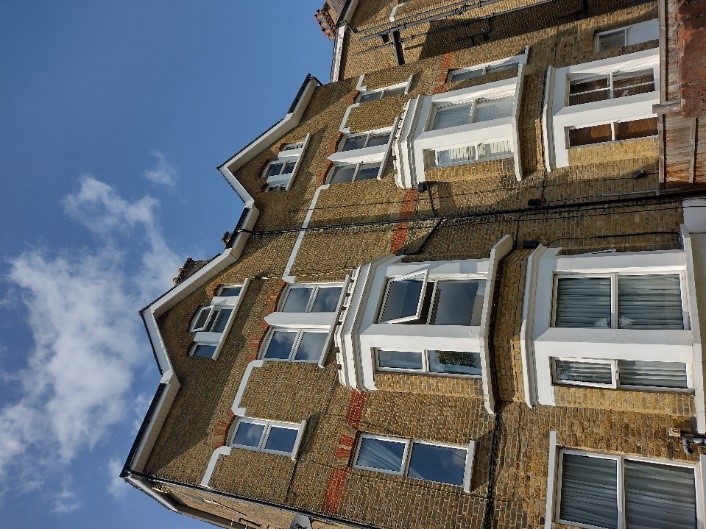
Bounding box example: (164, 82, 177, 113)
(567, 117, 657, 147)
(340, 130, 391, 151)
(430, 96, 514, 130)
(430, 139, 513, 167)
(261, 138, 308, 191)
(190, 284, 244, 360)
(378, 274, 486, 326)
(353, 434, 470, 489)
(230, 418, 301, 456)
(568, 69, 655, 106)
(553, 274, 686, 330)
(552, 358, 689, 390)
(262, 329, 328, 362)
(557, 451, 697, 529)
(358, 84, 406, 103)
(281, 284, 343, 313)
(447, 49, 529, 83)
(595, 19, 659, 52)
(377, 350, 482, 377)
(328, 162, 381, 184)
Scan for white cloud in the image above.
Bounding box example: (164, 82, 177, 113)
(107, 458, 127, 500)
(131, 392, 151, 434)
(0, 174, 182, 509)
(144, 150, 177, 187)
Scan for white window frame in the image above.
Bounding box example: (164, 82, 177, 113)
(431, 139, 514, 168)
(352, 433, 474, 492)
(189, 281, 248, 360)
(229, 417, 306, 458)
(378, 270, 429, 323)
(447, 47, 529, 83)
(594, 19, 659, 53)
(554, 449, 702, 529)
(262, 135, 310, 191)
(551, 357, 692, 392)
(542, 48, 659, 170)
(523, 247, 699, 407)
(280, 283, 345, 314)
(376, 349, 482, 378)
(327, 161, 383, 184)
(357, 81, 409, 103)
(394, 71, 525, 187)
(339, 128, 393, 152)
(260, 328, 330, 363)
(566, 116, 658, 147)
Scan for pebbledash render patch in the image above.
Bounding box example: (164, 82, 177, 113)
(122, 2, 706, 529)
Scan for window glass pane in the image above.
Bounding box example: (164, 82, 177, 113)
(282, 161, 297, 174)
(555, 277, 612, 328)
(192, 344, 217, 358)
(264, 331, 297, 360)
(377, 350, 424, 371)
(355, 437, 406, 472)
(218, 286, 241, 297)
(311, 286, 343, 312)
(342, 135, 367, 151)
(379, 276, 425, 322)
(232, 421, 265, 448)
(282, 287, 314, 312)
(359, 91, 382, 102)
(435, 145, 475, 167)
(568, 124, 613, 147)
(598, 30, 626, 52)
(385, 86, 405, 97)
(432, 103, 473, 130)
(554, 360, 613, 385)
(477, 140, 513, 159)
(355, 163, 380, 181)
(559, 454, 619, 529)
(192, 307, 211, 331)
(264, 426, 298, 454)
(408, 442, 466, 486)
(430, 280, 486, 326)
(294, 332, 327, 362)
(618, 360, 688, 389)
(613, 69, 655, 98)
(450, 68, 484, 82)
(265, 162, 284, 177)
(486, 62, 518, 74)
(473, 96, 513, 122)
(210, 308, 232, 333)
(615, 117, 658, 140)
(329, 165, 357, 184)
(367, 132, 391, 147)
(624, 460, 696, 529)
(428, 351, 482, 376)
(569, 75, 610, 105)
(618, 275, 684, 329)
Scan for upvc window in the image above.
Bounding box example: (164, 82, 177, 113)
(568, 69, 655, 106)
(376, 349, 482, 377)
(281, 284, 344, 313)
(190, 284, 244, 359)
(262, 138, 308, 191)
(262, 329, 328, 362)
(556, 451, 697, 529)
(567, 117, 657, 147)
(430, 139, 513, 167)
(552, 358, 689, 390)
(447, 48, 529, 83)
(378, 273, 486, 326)
(594, 19, 659, 53)
(328, 162, 381, 184)
(430, 96, 514, 130)
(340, 130, 391, 151)
(230, 418, 301, 456)
(358, 84, 406, 103)
(353, 434, 471, 489)
(553, 273, 687, 330)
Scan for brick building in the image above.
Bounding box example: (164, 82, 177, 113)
(122, 1, 706, 528)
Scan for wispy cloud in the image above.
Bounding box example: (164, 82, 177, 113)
(107, 458, 127, 500)
(0, 173, 181, 511)
(144, 150, 177, 187)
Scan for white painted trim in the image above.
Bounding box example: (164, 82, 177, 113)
(479, 235, 513, 414)
(542, 67, 555, 172)
(520, 245, 546, 407)
(543, 430, 558, 529)
(231, 359, 264, 417)
(283, 184, 329, 279)
(463, 439, 476, 493)
(201, 446, 232, 488)
(331, 24, 347, 83)
(126, 475, 178, 511)
(319, 275, 350, 368)
(291, 420, 308, 461)
(700, 454, 706, 529)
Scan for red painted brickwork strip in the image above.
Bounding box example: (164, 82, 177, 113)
(389, 189, 418, 254)
(433, 52, 454, 94)
(338, 433, 355, 448)
(345, 390, 368, 428)
(322, 467, 348, 514)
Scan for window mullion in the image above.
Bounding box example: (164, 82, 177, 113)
(305, 287, 317, 313)
(611, 274, 619, 329)
(402, 439, 413, 477)
(611, 121, 617, 141)
(290, 331, 304, 361)
(610, 72, 615, 99)
(617, 457, 626, 529)
(259, 423, 271, 451)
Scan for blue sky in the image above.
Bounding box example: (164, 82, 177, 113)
(0, 2, 331, 527)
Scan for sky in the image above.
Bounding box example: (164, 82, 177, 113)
(0, 2, 331, 528)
